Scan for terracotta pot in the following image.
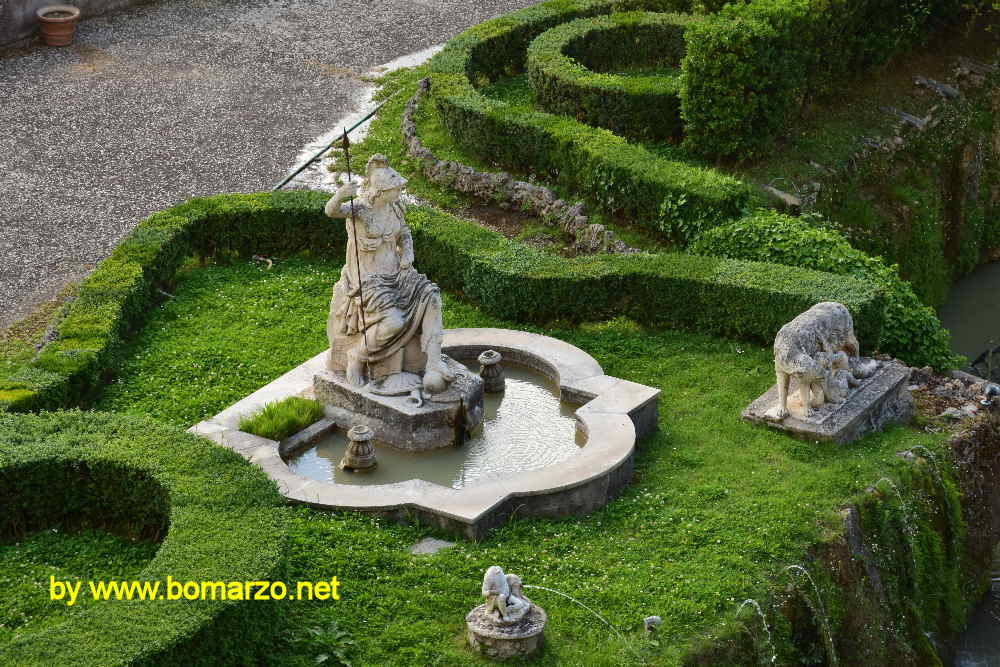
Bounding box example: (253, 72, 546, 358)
(37, 4, 81, 47)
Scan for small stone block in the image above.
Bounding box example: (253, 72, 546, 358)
(409, 537, 456, 555)
(743, 361, 913, 444)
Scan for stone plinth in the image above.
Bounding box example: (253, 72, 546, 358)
(743, 360, 913, 444)
(313, 355, 484, 451)
(466, 604, 546, 660)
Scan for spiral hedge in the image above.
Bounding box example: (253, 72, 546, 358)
(427, 0, 752, 244)
(0, 410, 288, 665)
(0, 191, 882, 414)
(526, 11, 697, 141)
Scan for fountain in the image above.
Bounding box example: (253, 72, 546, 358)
(188, 157, 660, 538)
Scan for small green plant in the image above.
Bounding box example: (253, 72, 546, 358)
(239, 396, 325, 441)
(290, 621, 355, 666)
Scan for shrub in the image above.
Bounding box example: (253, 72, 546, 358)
(689, 210, 963, 369)
(428, 0, 752, 243)
(0, 410, 288, 665)
(680, 0, 969, 159)
(0, 193, 884, 414)
(239, 396, 326, 441)
(526, 11, 699, 140)
(408, 205, 884, 348)
(0, 190, 335, 413)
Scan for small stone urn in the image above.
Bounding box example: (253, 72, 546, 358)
(339, 424, 377, 472)
(37, 5, 81, 47)
(478, 350, 505, 393)
(466, 566, 546, 660)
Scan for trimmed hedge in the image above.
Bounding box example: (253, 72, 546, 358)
(1, 193, 883, 413)
(689, 210, 963, 369)
(681, 0, 969, 159)
(526, 11, 699, 141)
(0, 190, 336, 413)
(427, 0, 752, 244)
(406, 205, 884, 348)
(0, 410, 288, 665)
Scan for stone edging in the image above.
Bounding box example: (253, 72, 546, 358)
(189, 328, 660, 539)
(401, 78, 635, 254)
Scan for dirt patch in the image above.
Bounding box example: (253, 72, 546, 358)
(458, 202, 578, 256)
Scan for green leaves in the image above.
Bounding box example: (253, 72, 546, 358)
(690, 210, 963, 368)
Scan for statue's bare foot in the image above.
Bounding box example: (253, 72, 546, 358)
(433, 355, 455, 381)
(765, 405, 789, 421)
(346, 358, 366, 387)
(422, 368, 448, 395)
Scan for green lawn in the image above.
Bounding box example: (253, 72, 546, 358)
(0, 530, 159, 646)
(81, 257, 946, 665)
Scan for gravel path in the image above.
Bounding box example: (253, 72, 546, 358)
(0, 0, 538, 332)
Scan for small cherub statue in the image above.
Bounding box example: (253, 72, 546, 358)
(481, 566, 532, 625)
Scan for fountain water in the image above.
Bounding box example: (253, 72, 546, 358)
(735, 598, 777, 665)
(784, 565, 839, 667)
(189, 157, 660, 538)
(521, 584, 644, 659)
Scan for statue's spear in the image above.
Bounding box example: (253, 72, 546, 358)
(342, 129, 371, 379)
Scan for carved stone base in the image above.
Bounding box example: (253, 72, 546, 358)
(743, 360, 913, 444)
(313, 355, 484, 451)
(466, 604, 547, 660)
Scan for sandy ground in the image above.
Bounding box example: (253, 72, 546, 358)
(0, 0, 540, 331)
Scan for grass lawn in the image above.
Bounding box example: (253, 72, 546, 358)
(0, 530, 159, 646)
(79, 257, 948, 665)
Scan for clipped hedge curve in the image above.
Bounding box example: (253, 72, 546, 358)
(427, 0, 753, 243)
(0, 192, 883, 413)
(0, 410, 288, 665)
(526, 11, 699, 141)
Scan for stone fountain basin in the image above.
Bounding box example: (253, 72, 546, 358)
(189, 328, 660, 539)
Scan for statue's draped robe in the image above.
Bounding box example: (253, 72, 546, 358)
(327, 201, 439, 379)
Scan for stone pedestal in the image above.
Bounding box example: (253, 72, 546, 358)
(743, 360, 913, 444)
(339, 424, 377, 472)
(313, 355, 484, 451)
(466, 604, 547, 660)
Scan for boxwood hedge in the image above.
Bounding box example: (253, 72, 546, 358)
(526, 11, 699, 141)
(681, 0, 970, 159)
(689, 211, 962, 369)
(0, 192, 883, 414)
(0, 410, 288, 665)
(427, 0, 752, 243)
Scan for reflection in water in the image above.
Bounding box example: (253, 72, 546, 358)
(938, 261, 1000, 368)
(940, 259, 1000, 664)
(287, 363, 583, 489)
(953, 557, 1000, 667)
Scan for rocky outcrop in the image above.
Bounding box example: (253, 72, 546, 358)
(401, 78, 635, 254)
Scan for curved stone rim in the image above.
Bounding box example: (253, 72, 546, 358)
(190, 328, 660, 537)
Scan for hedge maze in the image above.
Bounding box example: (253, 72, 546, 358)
(425, 0, 976, 368)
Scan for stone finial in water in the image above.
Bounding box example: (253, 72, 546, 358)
(339, 424, 377, 472)
(477, 350, 505, 393)
(466, 566, 547, 659)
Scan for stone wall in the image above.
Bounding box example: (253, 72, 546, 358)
(402, 78, 635, 254)
(1, 0, 143, 45)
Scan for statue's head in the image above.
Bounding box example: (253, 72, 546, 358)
(363, 153, 407, 204)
